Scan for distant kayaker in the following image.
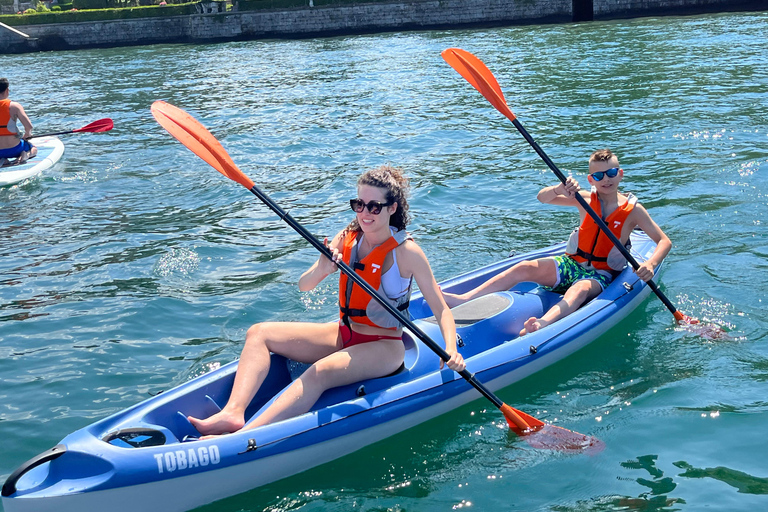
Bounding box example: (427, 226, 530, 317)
(0, 78, 37, 166)
(189, 165, 465, 436)
(443, 149, 672, 336)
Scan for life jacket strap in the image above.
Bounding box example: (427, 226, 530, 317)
(574, 247, 608, 263)
(340, 300, 409, 320)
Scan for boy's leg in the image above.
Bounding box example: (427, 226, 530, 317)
(443, 257, 559, 307)
(520, 278, 603, 336)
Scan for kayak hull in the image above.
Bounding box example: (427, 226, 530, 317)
(2, 231, 661, 512)
(0, 136, 64, 187)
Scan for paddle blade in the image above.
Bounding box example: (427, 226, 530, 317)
(500, 403, 544, 431)
(75, 118, 113, 134)
(151, 101, 255, 190)
(500, 404, 603, 452)
(521, 424, 606, 454)
(441, 48, 517, 122)
(673, 311, 731, 340)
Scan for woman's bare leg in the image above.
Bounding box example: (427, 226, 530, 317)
(188, 321, 341, 435)
(246, 338, 405, 429)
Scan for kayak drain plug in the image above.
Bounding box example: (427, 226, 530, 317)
(239, 439, 258, 454)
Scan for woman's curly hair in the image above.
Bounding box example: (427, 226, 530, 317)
(346, 165, 410, 233)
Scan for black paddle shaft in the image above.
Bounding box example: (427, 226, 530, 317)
(247, 184, 505, 410)
(511, 119, 681, 317)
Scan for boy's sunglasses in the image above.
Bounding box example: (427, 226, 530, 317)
(350, 199, 393, 215)
(589, 167, 621, 181)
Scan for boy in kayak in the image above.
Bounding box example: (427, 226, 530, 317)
(0, 78, 37, 166)
(443, 149, 671, 336)
(189, 165, 465, 436)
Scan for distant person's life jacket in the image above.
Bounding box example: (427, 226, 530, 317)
(0, 99, 18, 137)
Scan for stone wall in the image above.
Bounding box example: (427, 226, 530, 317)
(1, 0, 763, 54)
(593, 0, 753, 17)
(2, 0, 572, 53)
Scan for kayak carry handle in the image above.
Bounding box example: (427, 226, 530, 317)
(2, 444, 66, 497)
(102, 427, 167, 448)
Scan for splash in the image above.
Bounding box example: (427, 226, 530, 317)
(154, 247, 201, 277)
(674, 294, 737, 341)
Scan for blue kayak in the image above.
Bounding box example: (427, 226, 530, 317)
(2, 230, 662, 512)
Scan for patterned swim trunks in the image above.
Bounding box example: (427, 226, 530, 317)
(543, 255, 613, 294)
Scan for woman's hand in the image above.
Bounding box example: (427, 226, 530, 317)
(441, 348, 466, 372)
(317, 237, 342, 275)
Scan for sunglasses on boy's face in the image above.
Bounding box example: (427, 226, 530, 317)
(589, 167, 621, 181)
(349, 199, 393, 215)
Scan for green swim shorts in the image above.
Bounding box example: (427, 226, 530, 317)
(543, 255, 613, 294)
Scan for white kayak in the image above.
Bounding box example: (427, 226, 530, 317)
(0, 137, 64, 187)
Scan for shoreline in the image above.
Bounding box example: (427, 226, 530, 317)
(1, 0, 764, 54)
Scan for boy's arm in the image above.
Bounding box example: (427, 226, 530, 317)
(11, 102, 33, 139)
(632, 205, 672, 282)
(537, 176, 586, 207)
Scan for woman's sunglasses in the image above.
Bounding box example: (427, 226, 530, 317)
(589, 167, 621, 181)
(349, 199, 393, 215)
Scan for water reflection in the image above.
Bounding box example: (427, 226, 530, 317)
(674, 461, 768, 495)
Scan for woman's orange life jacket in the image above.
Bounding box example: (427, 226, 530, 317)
(339, 228, 410, 330)
(566, 190, 637, 272)
(0, 99, 17, 137)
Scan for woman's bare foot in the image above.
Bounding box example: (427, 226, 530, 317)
(519, 317, 549, 336)
(188, 410, 245, 436)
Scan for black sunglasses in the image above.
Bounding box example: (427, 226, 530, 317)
(590, 167, 621, 181)
(349, 198, 393, 215)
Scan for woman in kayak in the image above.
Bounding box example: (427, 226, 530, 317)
(0, 78, 37, 166)
(190, 165, 465, 436)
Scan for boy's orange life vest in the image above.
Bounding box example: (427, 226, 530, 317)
(339, 229, 409, 330)
(566, 191, 637, 272)
(0, 99, 16, 137)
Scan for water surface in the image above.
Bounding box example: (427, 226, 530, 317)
(1, 10, 767, 511)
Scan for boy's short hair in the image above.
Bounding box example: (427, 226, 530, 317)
(589, 148, 616, 163)
(0, 78, 8, 94)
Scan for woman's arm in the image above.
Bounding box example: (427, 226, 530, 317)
(400, 241, 465, 372)
(298, 230, 344, 292)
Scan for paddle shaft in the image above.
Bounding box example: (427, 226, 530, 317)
(246, 183, 507, 410)
(26, 119, 113, 140)
(512, 119, 683, 320)
(26, 129, 81, 139)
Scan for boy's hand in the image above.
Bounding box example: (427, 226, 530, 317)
(635, 261, 655, 282)
(557, 176, 580, 198)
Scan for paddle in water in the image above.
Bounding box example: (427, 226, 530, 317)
(29, 118, 114, 139)
(150, 100, 603, 452)
(441, 47, 729, 341)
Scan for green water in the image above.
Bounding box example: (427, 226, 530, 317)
(1, 10, 767, 511)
